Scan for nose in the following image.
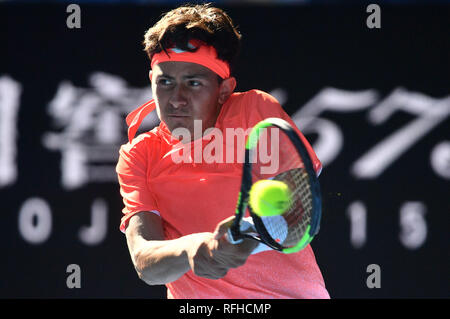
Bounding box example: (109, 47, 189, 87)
(169, 84, 188, 109)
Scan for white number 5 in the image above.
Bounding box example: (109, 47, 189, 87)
(399, 202, 427, 250)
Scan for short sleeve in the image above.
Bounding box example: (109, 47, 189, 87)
(245, 90, 323, 176)
(116, 134, 159, 233)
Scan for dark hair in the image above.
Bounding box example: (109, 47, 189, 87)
(143, 3, 241, 74)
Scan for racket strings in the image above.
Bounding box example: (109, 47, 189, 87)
(250, 126, 314, 249)
(274, 168, 313, 247)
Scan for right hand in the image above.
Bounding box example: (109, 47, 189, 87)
(186, 217, 258, 280)
(186, 232, 230, 280)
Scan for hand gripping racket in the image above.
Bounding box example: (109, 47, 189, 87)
(227, 117, 322, 254)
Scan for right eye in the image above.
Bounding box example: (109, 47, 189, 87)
(158, 78, 173, 86)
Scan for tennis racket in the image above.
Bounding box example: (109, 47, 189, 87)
(227, 117, 322, 254)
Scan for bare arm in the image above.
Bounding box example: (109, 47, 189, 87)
(125, 212, 194, 285)
(125, 212, 258, 285)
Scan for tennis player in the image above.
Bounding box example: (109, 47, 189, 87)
(116, 4, 330, 299)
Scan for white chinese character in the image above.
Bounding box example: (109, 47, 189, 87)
(42, 72, 158, 189)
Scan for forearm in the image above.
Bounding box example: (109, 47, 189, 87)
(132, 236, 192, 285)
(125, 214, 257, 285)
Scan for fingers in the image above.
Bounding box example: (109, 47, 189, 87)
(239, 237, 260, 253)
(212, 216, 259, 257)
(192, 258, 229, 280)
(188, 217, 259, 281)
(189, 240, 230, 280)
(213, 215, 236, 240)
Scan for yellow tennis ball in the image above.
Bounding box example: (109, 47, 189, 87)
(249, 179, 292, 217)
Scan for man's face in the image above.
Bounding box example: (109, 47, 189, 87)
(151, 61, 224, 140)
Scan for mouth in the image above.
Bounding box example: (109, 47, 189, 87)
(168, 114, 190, 118)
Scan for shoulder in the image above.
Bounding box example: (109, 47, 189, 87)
(239, 89, 283, 116)
(240, 89, 285, 122)
(118, 128, 162, 166)
(219, 89, 285, 130)
(120, 131, 154, 155)
(222, 89, 282, 119)
(245, 89, 281, 104)
(116, 128, 165, 176)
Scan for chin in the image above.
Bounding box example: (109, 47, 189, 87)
(167, 122, 194, 140)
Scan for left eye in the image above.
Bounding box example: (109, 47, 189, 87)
(189, 80, 201, 87)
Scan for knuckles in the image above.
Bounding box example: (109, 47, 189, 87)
(190, 234, 254, 280)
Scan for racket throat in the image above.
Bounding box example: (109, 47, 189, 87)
(227, 228, 244, 244)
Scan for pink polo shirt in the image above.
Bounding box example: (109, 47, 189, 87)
(116, 89, 330, 299)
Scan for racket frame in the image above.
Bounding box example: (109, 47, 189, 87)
(228, 118, 322, 254)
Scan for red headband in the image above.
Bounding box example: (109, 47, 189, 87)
(126, 40, 231, 142)
(151, 39, 230, 79)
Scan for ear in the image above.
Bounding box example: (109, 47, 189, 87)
(218, 77, 236, 105)
(149, 70, 153, 82)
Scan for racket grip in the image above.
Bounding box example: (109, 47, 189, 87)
(226, 218, 274, 254)
(227, 228, 243, 244)
(227, 217, 255, 245)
